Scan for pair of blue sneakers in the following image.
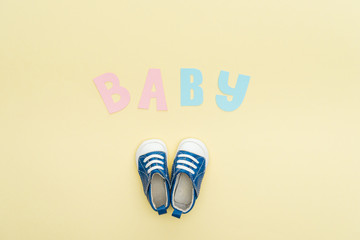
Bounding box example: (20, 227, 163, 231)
(136, 138, 209, 218)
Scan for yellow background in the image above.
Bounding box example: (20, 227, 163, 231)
(1, 0, 359, 239)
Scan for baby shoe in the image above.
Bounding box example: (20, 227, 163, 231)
(170, 138, 209, 218)
(136, 139, 171, 215)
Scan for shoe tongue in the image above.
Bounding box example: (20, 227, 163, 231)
(150, 169, 164, 179)
(176, 169, 191, 178)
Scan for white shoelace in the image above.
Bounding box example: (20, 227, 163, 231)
(175, 154, 198, 175)
(143, 153, 165, 174)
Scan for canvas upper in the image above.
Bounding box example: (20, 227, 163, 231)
(136, 140, 170, 215)
(170, 138, 209, 218)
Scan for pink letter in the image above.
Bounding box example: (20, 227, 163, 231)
(93, 73, 130, 113)
(138, 69, 168, 111)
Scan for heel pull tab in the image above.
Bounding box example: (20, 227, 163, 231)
(157, 205, 167, 215)
(172, 209, 182, 218)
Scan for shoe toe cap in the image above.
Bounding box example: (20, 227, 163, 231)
(136, 139, 167, 167)
(178, 138, 209, 164)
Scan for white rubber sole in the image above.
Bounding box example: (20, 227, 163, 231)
(177, 138, 209, 167)
(135, 139, 168, 168)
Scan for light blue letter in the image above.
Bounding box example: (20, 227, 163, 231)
(216, 71, 250, 111)
(180, 68, 204, 106)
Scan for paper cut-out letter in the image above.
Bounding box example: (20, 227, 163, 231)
(138, 69, 168, 110)
(93, 73, 130, 113)
(216, 71, 250, 112)
(180, 68, 203, 106)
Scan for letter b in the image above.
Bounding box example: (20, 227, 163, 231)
(93, 73, 130, 113)
(180, 68, 204, 106)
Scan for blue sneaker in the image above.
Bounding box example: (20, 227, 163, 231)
(136, 139, 171, 215)
(170, 138, 209, 218)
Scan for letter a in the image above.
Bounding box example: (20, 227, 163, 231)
(138, 69, 168, 111)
